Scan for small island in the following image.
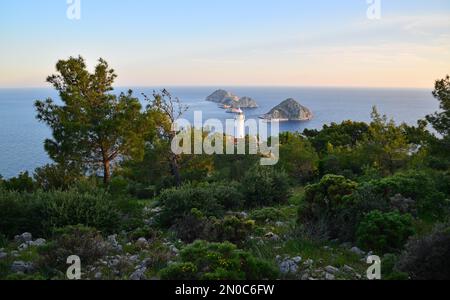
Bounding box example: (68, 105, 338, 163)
(206, 90, 258, 109)
(261, 98, 313, 121)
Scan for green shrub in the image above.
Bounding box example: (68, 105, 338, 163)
(381, 254, 409, 280)
(128, 226, 162, 242)
(356, 211, 415, 254)
(202, 216, 255, 244)
(0, 234, 7, 248)
(159, 241, 278, 280)
(241, 165, 291, 208)
(158, 182, 243, 227)
(203, 181, 244, 211)
(173, 211, 254, 244)
(34, 164, 81, 191)
(0, 189, 42, 238)
(369, 171, 449, 220)
(128, 182, 156, 199)
(2, 172, 35, 192)
(37, 189, 120, 235)
(0, 188, 119, 237)
(38, 225, 110, 272)
(249, 207, 284, 224)
(278, 133, 319, 182)
(171, 209, 209, 243)
(330, 183, 391, 241)
(397, 224, 450, 280)
(298, 175, 358, 240)
(108, 176, 129, 195)
(113, 197, 147, 231)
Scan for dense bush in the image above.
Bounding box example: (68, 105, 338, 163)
(205, 181, 244, 211)
(36, 189, 120, 235)
(171, 209, 209, 243)
(38, 225, 110, 272)
(241, 165, 291, 208)
(158, 182, 243, 227)
(356, 211, 415, 254)
(173, 210, 254, 244)
(249, 207, 285, 224)
(0, 189, 42, 238)
(202, 216, 255, 244)
(298, 175, 358, 240)
(34, 164, 81, 191)
(0, 188, 120, 237)
(108, 176, 130, 196)
(1, 172, 35, 192)
(299, 171, 449, 243)
(278, 133, 319, 182)
(368, 171, 449, 220)
(159, 240, 278, 280)
(0, 234, 7, 248)
(397, 224, 450, 280)
(381, 254, 409, 280)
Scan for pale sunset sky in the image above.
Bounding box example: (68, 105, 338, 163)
(0, 0, 449, 88)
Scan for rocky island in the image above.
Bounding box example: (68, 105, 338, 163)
(206, 89, 240, 104)
(206, 90, 258, 108)
(234, 96, 258, 108)
(261, 98, 313, 121)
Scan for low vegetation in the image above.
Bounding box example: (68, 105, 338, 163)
(0, 58, 449, 280)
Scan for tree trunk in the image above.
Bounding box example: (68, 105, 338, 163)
(103, 159, 111, 185)
(169, 153, 181, 187)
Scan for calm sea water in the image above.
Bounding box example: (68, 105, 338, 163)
(0, 87, 438, 178)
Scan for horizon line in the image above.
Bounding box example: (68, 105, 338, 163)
(0, 84, 434, 91)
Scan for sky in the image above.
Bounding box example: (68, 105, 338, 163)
(0, 0, 449, 89)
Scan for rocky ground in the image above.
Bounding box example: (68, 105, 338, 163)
(0, 202, 373, 280)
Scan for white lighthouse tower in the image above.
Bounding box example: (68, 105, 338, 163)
(235, 109, 245, 140)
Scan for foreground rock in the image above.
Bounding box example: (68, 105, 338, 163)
(11, 261, 34, 274)
(15, 232, 46, 251)
(261, 98, 313, 121)
(14, 233, 33, 244)
(277, 256, 302, 275)
(350, 247, 366, 257)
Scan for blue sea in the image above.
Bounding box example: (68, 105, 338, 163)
(0, 87, 439, 178)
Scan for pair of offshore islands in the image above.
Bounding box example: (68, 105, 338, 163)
(206, 89, 313, 121)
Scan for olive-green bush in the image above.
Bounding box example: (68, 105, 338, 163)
(298, 174, 358, 240)
(158, 182, 243, 227)
(38, 225, 110, 273)
(241, 165, 291, 208)
(173, 210, 254, 244)
(0, 189, 42, 238)
(0, 188, 120, 237)
(159, 240, 278, 280)
(34, 164, 81, 191)
(356, 211, 415, 254)
(397, 224, 450, 280)
(249, 207, 285, 224)
(37, 189, 120, 235)
(368, 171, 449, 220)
(1, 172, 35, 192)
